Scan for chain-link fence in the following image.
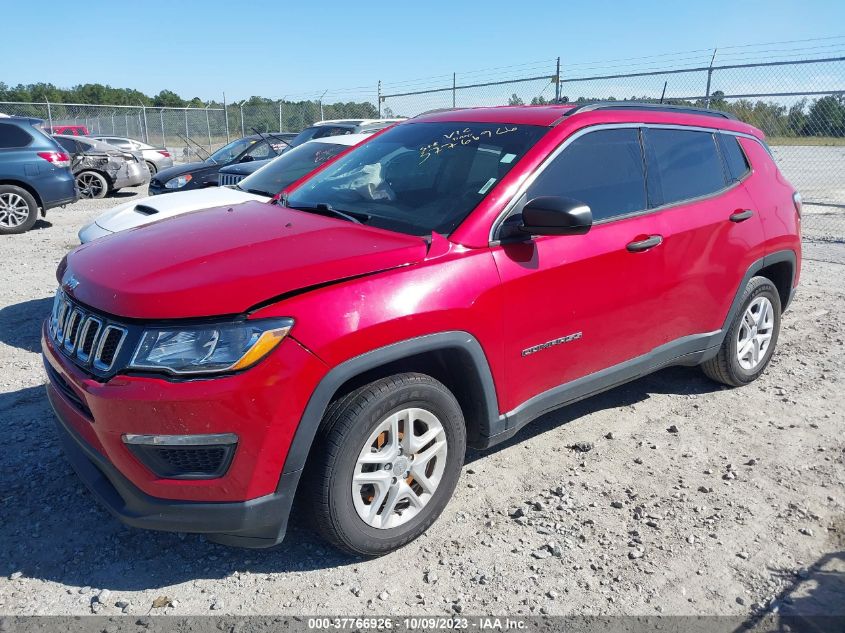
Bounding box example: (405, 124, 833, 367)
(380, 56, 845, 248)
(0, 100, 380, 163)
(1, 52, 843, 251)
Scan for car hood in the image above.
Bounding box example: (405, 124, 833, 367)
(219, 159, 271, 176)
(153, 161, 215, 182)
(91, 187, 267, 234)
(63, 201, 428, 320)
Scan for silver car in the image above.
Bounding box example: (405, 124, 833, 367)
(92, 136, 174, 177)
(53, 136, 150, 198)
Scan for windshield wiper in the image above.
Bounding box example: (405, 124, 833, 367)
(240, 186, 275, 197)
(287, 202, 370, 225)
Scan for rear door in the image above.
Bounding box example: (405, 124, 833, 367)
(641, 127, 765, 343)
(492, 127, 671, 412)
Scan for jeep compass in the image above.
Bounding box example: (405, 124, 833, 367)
(43, 103, 801, 556)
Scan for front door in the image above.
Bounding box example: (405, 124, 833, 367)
(491, 127, 671, 414)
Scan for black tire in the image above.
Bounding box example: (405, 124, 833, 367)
(76, 171, 109, 199)
(701, 276, 782, 387)
(0, 185, 38, 235)
(145, 161, 157, 176)
(306, 373, 466, 556)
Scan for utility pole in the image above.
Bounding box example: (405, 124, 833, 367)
(45, 98, 53, 131)
(238, 100, 246, 137)
(139, 101, 149, 143)
(452, 73, 456, 108)
(377, 80, 382, 117)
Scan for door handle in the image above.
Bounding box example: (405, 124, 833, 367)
(730, 209, 754, 222)
(626, 235, 663, 252)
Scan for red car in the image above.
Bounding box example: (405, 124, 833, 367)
(45, 125, 90, 136)
(43, 103, 801, 555)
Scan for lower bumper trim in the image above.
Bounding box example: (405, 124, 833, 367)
(50, 386, 297, 548)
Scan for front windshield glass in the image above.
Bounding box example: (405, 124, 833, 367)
(208, 137, 256, 163)
(289, 125, 354, 148)
(238, 141, 351, 197)
(285, 121, 547, 235)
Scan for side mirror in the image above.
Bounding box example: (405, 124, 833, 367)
(519, 196, 592, 236)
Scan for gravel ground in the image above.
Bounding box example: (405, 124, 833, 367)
(0, 188, 843, 618)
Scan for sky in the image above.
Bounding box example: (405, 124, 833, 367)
(1, 0, 844, 103)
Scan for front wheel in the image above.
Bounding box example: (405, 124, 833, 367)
(307, 373, 466, 556)
(701, 276, 782, 386)
(76, 171, 109, 199)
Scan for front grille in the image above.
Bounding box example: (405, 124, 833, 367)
(218, 173, 244, 187)
(49, 291, 128, 374)
(45, 362, 93, 418)
(127, 444, 236, 479)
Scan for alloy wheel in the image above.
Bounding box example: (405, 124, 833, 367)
(77, 173, 105, 198)
(0, 192, 30, 228)
(736, 296, 775, 370)
(352, 407, 448, 529)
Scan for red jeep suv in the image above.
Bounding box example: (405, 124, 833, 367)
(43, 103, 801, 556)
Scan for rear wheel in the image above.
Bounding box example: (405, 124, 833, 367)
(0, 185, 38, 234)
(702, 276, 782, 386)
(145, 161, 157, 176)
(307, 373, 466, 556)
(76, 171, 108, 199)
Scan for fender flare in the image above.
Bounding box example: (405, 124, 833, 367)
(278, 331, 501, 482)
(720, 249, 797, 333)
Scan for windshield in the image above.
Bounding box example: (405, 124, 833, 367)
(285, 121, 547, 235)
(238, 141, 351, 197)
(289, 125, 354, 148)
(208, 137, 256, 163)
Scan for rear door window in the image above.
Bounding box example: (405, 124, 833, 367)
(525, 128, 647, 222)
(54, 137, 78, 153)
(644, 128, 727, 206)
(0, 123, 33, 148)
(717, 133, 751, 182)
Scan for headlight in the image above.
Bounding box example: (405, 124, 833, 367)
(130, 318, 293, 376)
(164, 174, 192, 189)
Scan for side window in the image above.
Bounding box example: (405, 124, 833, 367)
(246, 141, 275, 159)
(54, 137, 78, 153)
(644, 129, 727, 206)
(0, 123, 33, 148)
(717, 133, 750, 182)
(526, 128, 647, 222)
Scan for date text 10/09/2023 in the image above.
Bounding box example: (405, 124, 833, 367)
(307, 617, 527, 630)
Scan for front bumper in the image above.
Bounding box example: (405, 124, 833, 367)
(51, 401, 298, 547)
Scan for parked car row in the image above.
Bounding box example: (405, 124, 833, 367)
(41, 103, 801, 557)
(1, 114, 399, 235)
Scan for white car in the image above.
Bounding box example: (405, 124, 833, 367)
(78, 133, 373, 243)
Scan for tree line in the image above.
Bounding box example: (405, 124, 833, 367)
(508, 91, 845, 138)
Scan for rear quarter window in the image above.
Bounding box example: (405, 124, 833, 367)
(717, 133, 751, 182)
(644, 128, 727, 206)
(0, 123, 34, 148)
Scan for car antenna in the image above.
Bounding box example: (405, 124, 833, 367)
(251, 127, 292, 153)
(177, 133, 214, 162)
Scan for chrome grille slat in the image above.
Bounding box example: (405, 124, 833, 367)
(76, 317, 102, 362)
(49, 290, 128, 374)
(218, 173, 244, 187)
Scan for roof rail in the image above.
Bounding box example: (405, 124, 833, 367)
(559, 101, 738, 122)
